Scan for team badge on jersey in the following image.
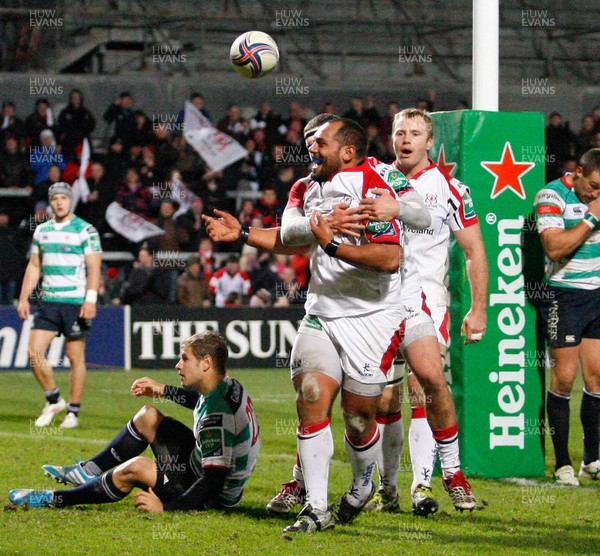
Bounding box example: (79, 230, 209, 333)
(366, 220, 396, 238)
(462, 192, 476, 220)
(386, 169, 409, 193)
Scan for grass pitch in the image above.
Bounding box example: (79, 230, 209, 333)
(0, 368, 598, 556)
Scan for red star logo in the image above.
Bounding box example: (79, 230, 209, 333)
(436, 144, 456, 175)
(481, 142, 534, 200)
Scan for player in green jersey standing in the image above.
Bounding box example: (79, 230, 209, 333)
(534, 148, 600, 485)
(17, 182, 102, 429)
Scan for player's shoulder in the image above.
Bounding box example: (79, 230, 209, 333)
(238, 270, 251, 281)
(212, 268, 227, 279)
(35, 220, 54, 234)
(212, 376, 245, 416)
(535, 178, 568, 206)
(71, 216, 97, 234)
(367, 158, 411, 193)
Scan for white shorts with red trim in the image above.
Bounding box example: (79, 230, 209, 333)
(290, 309, 405, 397)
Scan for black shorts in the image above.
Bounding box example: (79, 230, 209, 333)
(539, 285, 600, 348)
(32, 302, 91, 341)
(151, 417, 200, 504)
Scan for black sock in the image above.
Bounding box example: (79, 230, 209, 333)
(67, 403, 80, 416)
(86, 419, 148, 472)
(45, 389, 61, 405)
(53, 471, 127, 507)
(547, 390, 571, 470)
(581, 389, 600, 465)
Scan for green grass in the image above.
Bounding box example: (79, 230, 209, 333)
(0, 368, 598, 556)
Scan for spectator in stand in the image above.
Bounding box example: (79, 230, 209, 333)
(86, 160, 118, 226)
(593, 132, 600, 149)
(138, 144, 160, 185)
(58, 89, 96, 160)
(122, 248, 169, 304)
(545, 111, 575, 182)
(199, 172, 229, 217)
(1, 101, 25, 143)
(61, 143, 92, 185)
(237, 137, 262, 191)
(416, 89, 436, 112)
(74, 161, 106, 228)
(366, 123, 389, 160)
(249, 288, 272, 307)
(102, 136, 128, 187)
(249, 251, 278, 295)
(320, 102, 337, 114)
(272, 165, 298, 205)
(224, 292, 243, 307)
(249, 103, 287, 148)
(576, 115, 596, 159)
(103, 92, 135, 148)
(0, 209, 27, 305)
(116, 167, 153, 219)
(103, 266, 124, 305)
(290, 252, 310, 290)
(592, 106, 600, 133)
(130, 111, 153, 149)
(237, 199, 256, 226)
(30, 129, 65, 186)
(176, 255, 211, 307)
(33, 164, 61, 208)
(209, 255, 251, 308)
(0, 135, 29, 188)
(255, 186, 282, 229)
(380, 101, 400, 141)
(176, 197, 206, 252)
(344, 96, 380, 129)
(286, 101, 307, 132)
(273, 266, 304, 307)
(151, 124, 179, 179)
(25, 99, 56, 147)
(217, 104, 248, 143)
(197, 237, 215, 280)
(186, 92, 212, 121)
(150, 200, 189, 253)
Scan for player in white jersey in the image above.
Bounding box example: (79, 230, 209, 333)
(17, 183, 102, 429)
(360, 109, 487, 515)
(205, 115, 477, 529)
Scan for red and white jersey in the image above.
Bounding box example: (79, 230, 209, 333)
(403, 159, 478, 298)
(284, 157, 403, 318)
(209, 269, 251, 307)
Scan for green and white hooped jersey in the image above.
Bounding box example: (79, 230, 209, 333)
(191, 376, 260, 507)
(31, 216, 102, 304)
(534, 176, 600, 290)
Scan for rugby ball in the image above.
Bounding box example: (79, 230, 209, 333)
(230, 31, 279, 78)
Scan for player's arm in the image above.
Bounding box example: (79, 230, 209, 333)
(202, 209, 309, 255)
(81, 252, 101, 319)
(453, 224, 488, 343)
(310, 211, 400, 273)
(131, 377, 200, 409)
(359, 187, 431, 229)
(17, 252, 42, 320)
(536, 193, 600, 261)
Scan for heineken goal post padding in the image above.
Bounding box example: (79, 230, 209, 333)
(430, 110, 546, 477)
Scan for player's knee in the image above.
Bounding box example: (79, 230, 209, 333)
(116, 456, 151, 481)
(298, 373, 321, 404)
(342, 409, 371, 439)
(133, 405, 164, 430)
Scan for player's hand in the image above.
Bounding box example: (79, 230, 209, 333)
(324, 203, 365, 238)
(310, 210, 334, 247)
(586, 196, 600, 220)
(134, 488, 163, 513)
(461, 308, 487, 344)
(131, 377, 165, 398)
(202, 210, 241, 242)
(79, 302, 96, 320)
(17, 299, 30, 320)
(359, 188, 400, 221)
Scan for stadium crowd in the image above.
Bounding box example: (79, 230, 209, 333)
(1, 89, 599, 307)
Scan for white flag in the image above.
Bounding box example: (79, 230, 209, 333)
(71, 138, 91, 210)
(183, 101, 247, 171)
(105, 202, 165, 243)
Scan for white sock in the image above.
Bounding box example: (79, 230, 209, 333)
(344, 427, 381, 507)
(409, 406, 438, 492)
(431, 422, 460, 478)
(375, 411, 403, 497)
(297, 419, 333, 511)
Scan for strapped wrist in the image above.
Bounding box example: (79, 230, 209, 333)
(324, 239, 340, 257)
(239, 224, 250, 244)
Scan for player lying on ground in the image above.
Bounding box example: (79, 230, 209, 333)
(9, 332, 260, 512)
